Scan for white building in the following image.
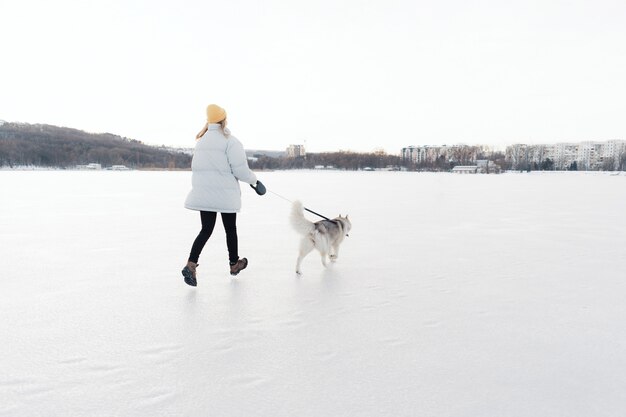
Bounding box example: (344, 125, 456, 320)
(603, 140, 626, 169)
(76, 163, 102, 170)
(476, 160, 500, 173)
(286, 144, 306, 158)
(553, 143, 578, 169)
(529, 144, 555, 165)
(506, 140, 626, 170)
(452, 166, 478, 174)
(401, 146, 420, 163)
(577, 142, 602, 170)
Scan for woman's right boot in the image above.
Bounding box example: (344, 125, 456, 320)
(182, 261, 198, 286)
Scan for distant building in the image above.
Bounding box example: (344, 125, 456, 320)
(452, 166, 478, 174)
(401, 146, 421, 163)
(286, 144, 306, 158)
(505, 140, 626, 170)
(401, 145, 442, 164)
(605, 140, 626, 170)
(109, 165, 130, 171)
(76, 163, 102, 170)
(476, 160, 500, 173)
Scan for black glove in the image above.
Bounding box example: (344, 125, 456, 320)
(250, 180, 266, 196)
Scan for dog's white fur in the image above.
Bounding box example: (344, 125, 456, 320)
(290, 201, 351, 275)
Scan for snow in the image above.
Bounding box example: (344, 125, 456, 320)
(1, 170, 626, 417)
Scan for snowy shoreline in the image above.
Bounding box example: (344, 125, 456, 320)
(1, 166, 625, 176)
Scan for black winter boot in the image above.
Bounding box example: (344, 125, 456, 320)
(182, 261, 198, 286)
(229, 258, 248, 276)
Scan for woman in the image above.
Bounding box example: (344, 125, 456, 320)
(182, 104, 259, 286)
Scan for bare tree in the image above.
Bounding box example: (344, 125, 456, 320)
(620, 151, 626, 171)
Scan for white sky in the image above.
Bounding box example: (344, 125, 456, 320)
(1, 0, 625, 153)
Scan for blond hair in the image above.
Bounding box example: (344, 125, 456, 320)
(219, 119, 231, 137)
(195, 118, 230, 141)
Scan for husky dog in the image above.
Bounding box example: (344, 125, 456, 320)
(290, 201, 351, 275)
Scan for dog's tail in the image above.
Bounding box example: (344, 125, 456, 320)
(290, 200, 315, 235)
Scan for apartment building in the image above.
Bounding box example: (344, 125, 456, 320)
(506, 140, 626, 170)
(286, 144, 306, 158)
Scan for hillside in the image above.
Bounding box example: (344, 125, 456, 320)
(0, 121, 191, 169)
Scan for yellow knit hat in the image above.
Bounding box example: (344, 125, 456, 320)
(206, 104, 227, 123)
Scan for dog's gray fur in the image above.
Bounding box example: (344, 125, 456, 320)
(290, 201, 352, 275)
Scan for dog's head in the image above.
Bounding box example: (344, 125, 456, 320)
(337, 214, 351, 237)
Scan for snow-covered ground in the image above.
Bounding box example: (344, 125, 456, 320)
(1, 170, 625, 417)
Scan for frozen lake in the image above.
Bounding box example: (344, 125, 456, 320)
(1, 170, 626, 416)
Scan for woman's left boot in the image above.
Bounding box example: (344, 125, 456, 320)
(182, 261, 198, 286)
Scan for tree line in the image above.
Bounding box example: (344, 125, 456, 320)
(0, 122, 409, 171)
(247, 149, 510, 171)
(510, 156, 626, 172)
(248, 150, 403, 171)
(0, 122, 191, 169)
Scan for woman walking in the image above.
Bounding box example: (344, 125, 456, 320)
(182, 104, 260, 286)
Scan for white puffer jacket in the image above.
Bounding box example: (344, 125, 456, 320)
(184, 124, 257, 213)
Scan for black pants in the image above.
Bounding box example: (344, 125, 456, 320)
(188, 211, 238, 264)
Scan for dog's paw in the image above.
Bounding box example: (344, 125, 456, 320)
(330, 254, 338, 262)
(295, 270, 302, 276)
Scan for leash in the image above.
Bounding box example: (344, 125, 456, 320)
(268, 190, 335, 222)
